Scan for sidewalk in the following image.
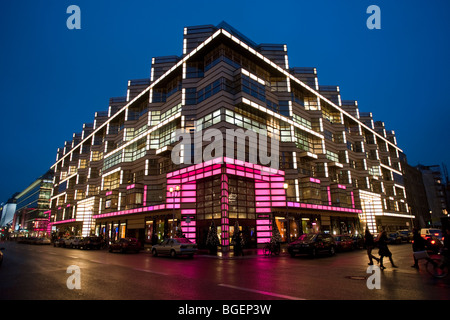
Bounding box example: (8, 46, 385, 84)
(142, 244, 289, 259)
(195, 244, 289, 259)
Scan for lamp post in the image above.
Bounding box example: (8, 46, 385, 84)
(169, 185, 180, 238)
(283, 183, 289, 243)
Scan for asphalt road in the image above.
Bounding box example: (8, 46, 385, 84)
(1, 240, 449, 301)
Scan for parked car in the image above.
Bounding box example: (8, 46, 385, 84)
(0, 247, 4, 266)
(333, 234, 354, 252)
(109, 238, 141, 253)
(387, 233, 402, 244)
(288, 233, 336, 258)
(54, 237, 68, 247)
(77, 236, 103, 250)
(151, 238, 198, 258)
(26, 237, 38, 244)
(35, 238, 51, 245)
(397, 230, 413, 243)
(64, 236, 83, 248)
(352, 234, 365, 249)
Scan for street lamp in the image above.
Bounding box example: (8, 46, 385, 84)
(169, 185, 180, 238)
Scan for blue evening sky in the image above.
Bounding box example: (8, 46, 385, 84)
(0, 0, 449, 201)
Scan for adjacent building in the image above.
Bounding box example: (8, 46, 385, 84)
(400, 155, 432, 228)
(415, 164, 448, 227)
(0, 196, 17, 227)
(48, 22, 411, 251)
(12, 170, 53, 237)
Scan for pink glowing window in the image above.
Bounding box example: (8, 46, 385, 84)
(256, 226, 271, 231)
(182, 191, 196, 197)
(257, 232, 272, 238)
(271, 182, 286, 189)
(182, 184, 196, 190)
(255, 182, 270, 189)
(181, 221, 196, 227)
(270, 176, 284, 182)
(270, 189, 285, 195)
(256, 219, 270, 225)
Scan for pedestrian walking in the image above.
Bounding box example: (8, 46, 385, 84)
(377, 229, 398, 270)
(364, 227, 380, 265)
(411, 228, 435, 270)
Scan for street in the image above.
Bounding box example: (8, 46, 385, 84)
(0, 241, 449, 301)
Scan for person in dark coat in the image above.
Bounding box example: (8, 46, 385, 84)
(411, 228, 434, 269)
(377, 229, 398, 270)
(364, 227, 379, 265)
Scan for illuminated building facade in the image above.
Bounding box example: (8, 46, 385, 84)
(12, 170, 53, 237)
(48, 22, 411, 250)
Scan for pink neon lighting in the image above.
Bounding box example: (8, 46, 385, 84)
(50, 219, 76, 225)
(181, 221, 196, 227)
(351, 191, 355, 209)
(143, 185, 147, 206)
(271, 182, 286, 189)
(310, 177, 321, 184)
(270, 189, 285, 195)
(255, 182, 270, 189)
(257, 232, 272, 238)
(337, 184, 346, 189)
(327, 186, 332, 206)
(71, 157, 362, 250)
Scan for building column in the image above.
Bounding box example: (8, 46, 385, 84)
(220, 170, 230, 252)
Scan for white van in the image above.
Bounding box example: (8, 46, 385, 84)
(420, 228, 443, 242)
